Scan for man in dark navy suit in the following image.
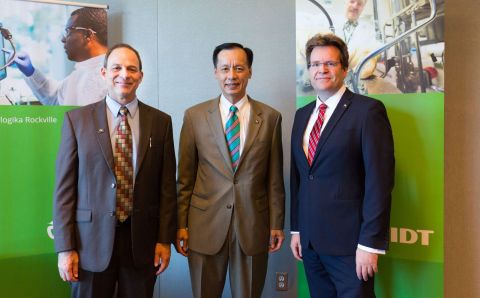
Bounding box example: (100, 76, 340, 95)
(290, 33, 394, 298)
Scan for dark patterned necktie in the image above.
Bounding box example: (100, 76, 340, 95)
(307, 103, 327, 166)
(225, 105, 240, 171)
(114, 106, 133, 222)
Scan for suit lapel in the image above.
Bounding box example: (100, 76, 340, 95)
(297, 101, 316, 169)
(237, 97, 262, 170)
(311, 89, 353, 165)
(93, 100, 115, 173)
(135, 101, 152, 177)
(206, 97, 234, 176)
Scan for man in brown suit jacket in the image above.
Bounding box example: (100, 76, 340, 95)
(53, 44, 177, 298)
(175, 43, 286, 298)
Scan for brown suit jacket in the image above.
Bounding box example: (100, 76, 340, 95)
(177, 96, 285, 256)
(53, 99, 177, 272)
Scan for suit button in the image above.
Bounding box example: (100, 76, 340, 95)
(233, 179, 238, 184)
(308, 175, 314, 180)
(111, 183, 116, 188)
(109, 211, 115, 217)
(227, 204, 232, 209)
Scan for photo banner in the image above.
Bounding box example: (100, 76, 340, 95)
(0, 1, 107, 296)
(295, 0, 444, 297)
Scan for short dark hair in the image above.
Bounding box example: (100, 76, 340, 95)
(305, 33, 349, 70)
(213, 43, 253, 68)
(104, 43, 142, 71)
(71, 7, 108, 46)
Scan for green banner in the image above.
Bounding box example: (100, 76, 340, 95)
(296, 93, 444, 297)
(375, 93, 444, 297)
(295, 0, 444, 295)
(0, 106, 73, 297)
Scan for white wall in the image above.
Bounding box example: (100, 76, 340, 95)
(86, 0, 298, 297)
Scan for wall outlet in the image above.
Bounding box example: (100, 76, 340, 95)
(276, 272, 288, 291)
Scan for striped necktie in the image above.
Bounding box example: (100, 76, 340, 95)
(307, 103, 327, 166)
(114, 106, 134, 222)
(225, 105, 240, 171)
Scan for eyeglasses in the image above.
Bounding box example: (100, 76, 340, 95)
(308, 61, 341, 69)
(63, 26, 97, 37)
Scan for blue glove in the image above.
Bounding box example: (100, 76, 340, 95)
(13, 51, 35, 77)
(2, 49, 35, 77)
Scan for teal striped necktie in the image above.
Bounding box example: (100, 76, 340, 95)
(225, 105, 240, 171)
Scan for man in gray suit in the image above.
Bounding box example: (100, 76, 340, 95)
(175, 43, 285, 298)
(53, 44, 177, 297)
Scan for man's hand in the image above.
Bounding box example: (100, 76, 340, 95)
(355, 248, 378, 281)
(2, 49, 35, 77)
(175, 228, 189, 257)
(269, 229, 284, 253)
(154, 243, 171, 275)
(290, 233, 303, 261)
(58, 250, 79, 282)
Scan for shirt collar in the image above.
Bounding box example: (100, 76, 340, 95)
(315, 85, 346, 111)
(219, 93, 248, 111)
(344, 20, 359, 29)
(75, 54, 106, 70)
(106, 95, 139, 118)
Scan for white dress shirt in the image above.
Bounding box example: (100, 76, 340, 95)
(219, 94, 250, 157)
(106, 96, 140, 184)
(302, 86, 346, 157)
(25, 54, 107, 106)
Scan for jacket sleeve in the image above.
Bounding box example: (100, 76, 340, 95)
(290, 111, 301, 232)
(176, 110, 198, 229)
(158, 116, 178, 243)
(267, 112, 285, 230)
(53, 112, 78, 253)
(358, 100, 395, 250)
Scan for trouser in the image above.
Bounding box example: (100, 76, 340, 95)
(302, 242, 375, 298)
(70, 218, 157, 298)
(188, 219, 268, 298)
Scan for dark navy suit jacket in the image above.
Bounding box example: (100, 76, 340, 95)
(290, 88, 394, 256)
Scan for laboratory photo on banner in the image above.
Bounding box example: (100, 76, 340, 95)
(295, 1, 444, 297)
(0, 1, 108, 297)
(296, 0, 444, 96)
(0, 0, 107, 106)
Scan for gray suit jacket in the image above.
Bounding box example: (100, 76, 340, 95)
(177, 96, 285, 256)
(53, 99, 177, 272)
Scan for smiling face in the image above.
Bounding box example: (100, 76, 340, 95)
(101, 47, 143, 105)
(309, 46, 347, 99)
(214, 48, 252, 104)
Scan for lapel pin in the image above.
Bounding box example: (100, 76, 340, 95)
(343, 104, 348, 108)
(98, 128, 104, 133)
(255, 119, 259, 124)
